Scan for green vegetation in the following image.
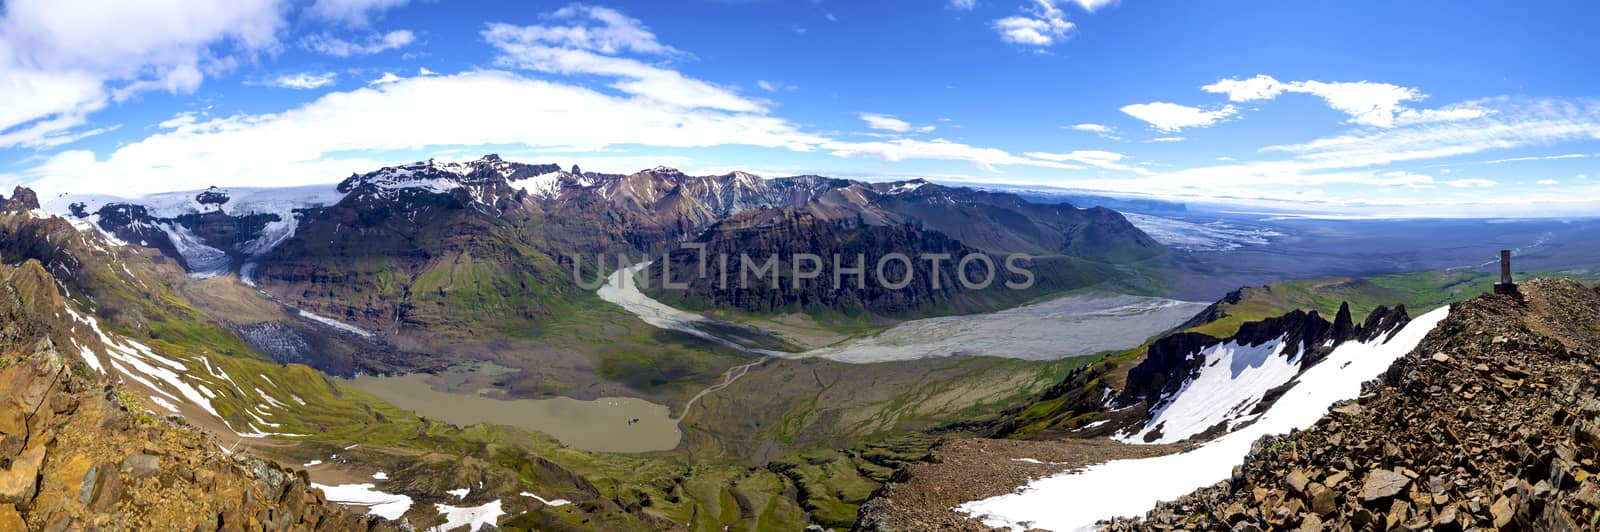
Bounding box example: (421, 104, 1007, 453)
(1188, 269, 1599, 338)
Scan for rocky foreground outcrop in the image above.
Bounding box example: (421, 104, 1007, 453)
(0, 260, 386, 531)
(1110, 278, 1600, 530)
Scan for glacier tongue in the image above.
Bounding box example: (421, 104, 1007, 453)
(957, 305, 1451, 532)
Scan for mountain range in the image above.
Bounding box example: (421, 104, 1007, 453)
(50, 154, 1166, 357)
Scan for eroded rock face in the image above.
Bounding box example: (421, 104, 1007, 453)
(1109, 279, 1600, 530)
(0, 260, 388, 531)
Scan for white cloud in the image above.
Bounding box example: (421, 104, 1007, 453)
(1025, 150, 1148, 174)
(303, 30, 415, 57)
(1147, 136, 1186, 143)
(483, 6, 759, 113)
(0, 0, 284, 148)
(755, 80, 795, 92)
(18, 71, 828, 197)
(1065, 0, 1119, 11)
(368, 72, 402, 85)
(950, 0, 978, 10)
(418, 67, 436, 76)
(993, 0, 1074, 47)
(1537, 179, 1560, 185)
(822, 138, 1082, 172)
(1065, 123, 1120, 140)
(271, 72, 337, 90)
(1120, 102, 1237, 132)
(859, 113, 913, 132)
(1479, 153, 1593, 164)
(1372, 171, 1437, 189)
(1202, 74, 1490, 128)
(508, 4, 681, 56)
(307, 0, 408, 26)
(1261, 99, 1600, 168)
(1446, 178, 1498, 188)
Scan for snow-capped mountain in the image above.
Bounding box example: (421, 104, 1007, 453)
(46, 185, 346, 278)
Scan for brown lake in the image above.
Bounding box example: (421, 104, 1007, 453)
(349, 370, 681, 453)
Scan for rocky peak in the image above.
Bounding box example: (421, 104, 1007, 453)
(194, 186, 230, 208)
(335, 155, 560, 203)
(0, 187, 40, 213)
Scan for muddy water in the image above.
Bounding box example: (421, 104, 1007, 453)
(350, 372, 681, 453)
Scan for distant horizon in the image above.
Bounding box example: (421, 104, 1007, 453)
(23, 150, 1600, 220)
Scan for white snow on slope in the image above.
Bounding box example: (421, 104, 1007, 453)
(147, 395, 181, 414)
(298, 309, 377, 339)
(430, 500, 504, 532)
(447, 488, 470, 500)
(520, 492, 571, 507)
(511, 171, 568, 199)
(314, 483, 413, 521)
(1117, 335, 1302, 444)
(1122, 213, 1283, 252)
(957, 305, 1449, 531)
(65, 307, 220, 418)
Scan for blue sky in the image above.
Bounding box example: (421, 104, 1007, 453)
(3, 0, 1599, 216)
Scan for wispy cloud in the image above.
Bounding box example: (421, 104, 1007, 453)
(859, 113, 913, 132)
(270, 73, 337, 90)
(1025, 150, 1148, 174)
(1120, 102, 1237, 132)
(823, 138, 1082, 172)
(1064, 123, 1120, 140)
(484, 6, 760, 112)
(1202, 74, 1490, 128)
(304, 30, 415, 57)
(307, 0, 409, 26)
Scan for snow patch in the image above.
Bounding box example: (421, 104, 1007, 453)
(315, 483, 413, 521)
(147, 395, 181, 414)
(520, 492, 572, 507)
(1117, 335, 1302, 444)
(447, 488, 470, 500)
(298, 309, 377, 339)
(430, 500, 504, 532)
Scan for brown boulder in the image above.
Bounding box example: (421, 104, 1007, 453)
(1360, 469, 1411, 502)
(0, 444, 46, 504)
